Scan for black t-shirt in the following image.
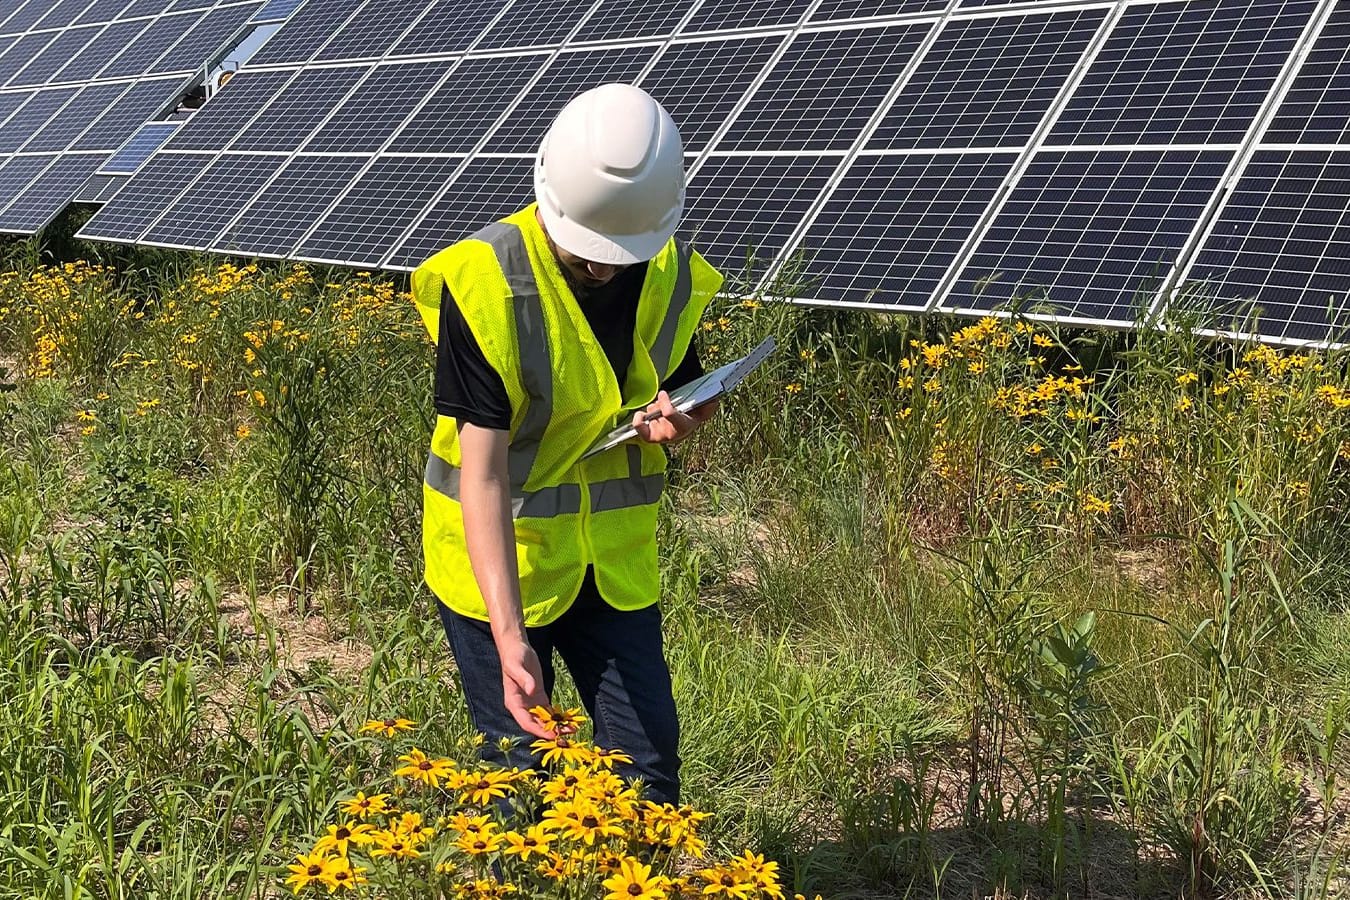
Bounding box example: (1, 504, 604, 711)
(435, 263, 703, 430)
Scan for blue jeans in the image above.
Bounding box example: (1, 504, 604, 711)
(436, 569, 681, 804)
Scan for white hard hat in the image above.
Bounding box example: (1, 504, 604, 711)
(534, 83, 685, 265)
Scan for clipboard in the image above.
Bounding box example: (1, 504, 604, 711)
(581, 335, 776, 459)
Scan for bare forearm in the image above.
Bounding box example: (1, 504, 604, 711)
(458, 427, 526, 642)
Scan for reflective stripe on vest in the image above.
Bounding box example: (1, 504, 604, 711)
(649, 241, 694, 379)
(425, 444, 662, 518)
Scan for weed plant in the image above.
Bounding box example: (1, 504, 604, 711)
(0, 247, 1345, 899)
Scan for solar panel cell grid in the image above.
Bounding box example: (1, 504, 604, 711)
(0, 0, 30, 32)
(155, 3, 263, 74)
(1185, 149, 1350, 344)
(303, 60, 449, 153)
(948, 149, 1233, 322)
(789, 152, 1013, 310)
(142, 152, 288, 246)
(682, 155, 841, 287)
(387, 0, 505, 57)
(719, 24, 930, 153)
(298, 155, 465, 265)
(79, 151, 210, 240)
(166, 69, 294, 150)
(229, 65, 367, 152)
(0, 34, 62, 85)
(475, 0, 596, 50)
(0, 88, 77, 153)
(809, 0, 948, 22)
(250, 0, 365, 64)
(868, 9, 1105, 150)
(637, 35, 785, 152)
(73, 76, 182, 149)
(102, 121, 179, 172)
(1048, 0, 1316, 146)
(73, 0, 135, 24)
(388, 53, 544, 154)
(571, 0, 696, 43)
(315, 0, 436, 60)
(0, 156, 54, 209)
(118, 0, 175, 18)
(0, 152, 106, 232)
(76, 171, 125, 201)
(3, 0, 55, 34)
(483, 45, 655, 153)
(101, 13, 199, 79)
(387, 156, 534, 269)
(23, 81, 129, 151)
(1263, 2, 1350, 144)
(684, 0, 812, 33)
(216, 154, 367, 256)
(0, 91, 31, 128)
(55, 19, 153, 83)
(9, 25, 101, 87)
(34, 0, 101, 31)
(253, 0, 307, 21)
(169, 0, 217, 10)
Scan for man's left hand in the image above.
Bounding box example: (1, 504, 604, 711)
(633, 392, 718, 445)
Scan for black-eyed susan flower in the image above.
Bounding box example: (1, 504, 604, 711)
(284, 849, 338, 894)
(369, 830, 420, 860)
(602, 857, 670, 900)
(542, 800, 625, 845)
(393, 748, 455, 788)
(589, 747, 633, 769)
(530, 735, 591, 767)
(529, 705, 585, 735)
(501, 823, 554, 861)
(453, 824, 506, 856)
(313, 821, 375, 857)
(460, 769, 516, 806)
(325, 858, 367, 892)
(339, 791, 390, 819)
(697, 863, 755, 898)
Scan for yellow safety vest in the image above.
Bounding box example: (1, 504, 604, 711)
(411, 205, 724, 626)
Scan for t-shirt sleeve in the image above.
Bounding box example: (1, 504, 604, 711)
(663, 335, 703, 391)
(434, 285, 512, 431)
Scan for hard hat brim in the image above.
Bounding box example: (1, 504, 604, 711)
(536, 197, 679, 266)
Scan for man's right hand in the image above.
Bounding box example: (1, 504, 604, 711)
(497, 634, 554, 739)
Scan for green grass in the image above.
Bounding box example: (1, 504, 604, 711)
(0, 240, 1346, 899)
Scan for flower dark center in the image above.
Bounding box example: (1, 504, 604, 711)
(336, 827, 350, 840)
(307, 865, 322, 876)
(384, 718, 397, 727)
(628, 885, 643, 896)
(582, 815, 599, 828)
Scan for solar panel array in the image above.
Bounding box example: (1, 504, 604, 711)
(0, 0, 264, 234)
(69, 0, 1350, 346)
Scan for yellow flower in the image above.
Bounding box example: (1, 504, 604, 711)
(784, 382, 802, 394)
(453, 823, 506, 856)
(394, 748, 455, 788)
(739, 298, 761, 309)
(502, 823, 554, 861)
(368, 830, 420, 860)
(80, 425, 97, 437)
(1080, 493, 1111, 515)
(968, 361, 987, 375)
(1032, 333, 1053, 347)
(1025, 442, 1043, 456)
(339, 791, 390, 819)
(325, 858, 367, 892)
(235, 424, 251, 439)
(530, 705, 585, 735)
(697, 863, 755, 898)
(589, 746, 633, 769)
(542, 800, 626, 844)
(460, 770, 517, 806)
(602, 857, 670, 900)
(729, 851, 783, 899)
(1176, 371, 1199, 385)
(530, 735, 592, 767)
(313, 821, 375, 857)
(284, 849, 338, 894)
(360, 717, 415, 738)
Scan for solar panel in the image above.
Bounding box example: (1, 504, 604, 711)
(386, 156, 534, 269)
(0, 34, 63, 85)
(76, 172, 130, 202)
(3, 1, 55, 34)
(482, 45, 656, 153)
(101, 121, 179, 173)
(0, 153, 106, 233)
(1263, 0, 1350, 143)
(296, 155, 465, 265)
(249, 0, 366, 65)
(474, 0, 595, 50)
(683, 155, 842, 286)
(1175, 150, 1350, 344)
(717, 24, 930, 152)
(229, 66, 367, 151)
(0, 88, 79, 153)
(315, 0, 435, 61)
(0, 91, 32, 128)
(34, 0, 101, 30)
(809, 0, 948, 22)
(56, 19, 154, 83)
(945, 149, 1234, 323)
(253, 0, 306, 22)
(866, 8, 1107, 150)
(571, 0, 697, 42)
(9, 26, 102, 87)
(637, 34, 786, 152)
(80, 152, 211, 241)
(301, 60, 450, 153)
(23, 82, 131, 151)
(1048, 0, 1315, 146)
(215, 154, 367, 256)
(386, 0, 503, 57)
(165, 69, 295, 150)
(154, 3, 262, 75)
(141, 152, 288, 247)
(72, 76, 182, 149)
(73, 0, 135, 25)
(684, 0, 811, 34)
(118, 0, 173, 17)
(101, 13, 199, 79)
(0, 156, 58, 208)
(386, 53, 545, 154)
(786, 153, 1016, 311)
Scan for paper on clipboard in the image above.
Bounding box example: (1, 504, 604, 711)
(582, 335, 776, 459)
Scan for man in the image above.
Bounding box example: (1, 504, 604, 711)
(410, 83, 724, 804)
